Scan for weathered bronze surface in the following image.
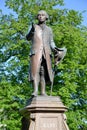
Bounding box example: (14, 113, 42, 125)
(20, 11, 69, 130)
(21, 13, 68, 128)
(26, 10, 66, 96)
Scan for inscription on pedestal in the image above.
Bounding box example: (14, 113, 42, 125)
(40, 117, 58, 130)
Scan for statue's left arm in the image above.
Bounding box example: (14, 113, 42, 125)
(49, 28, 56, 50)
(49, 28, 67, 65)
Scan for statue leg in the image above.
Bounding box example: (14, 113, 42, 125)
(32, 73, 40, 96)
(40, 65, 47, 96)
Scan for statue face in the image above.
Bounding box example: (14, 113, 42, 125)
(37, 11, 47, 23)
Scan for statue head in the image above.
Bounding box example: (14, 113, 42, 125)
(36, 10, 49, 22)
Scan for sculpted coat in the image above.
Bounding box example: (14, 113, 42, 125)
(26, 24, 56, 85)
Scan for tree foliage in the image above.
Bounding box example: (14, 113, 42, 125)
(0, 0, 87, 129)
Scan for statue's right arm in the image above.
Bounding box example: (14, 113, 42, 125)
(26, 23, 35, 41)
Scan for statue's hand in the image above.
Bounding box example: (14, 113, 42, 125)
(53, 47, 67, 65)
(53, 48, 59, 56)
(31, 22, 35, 32)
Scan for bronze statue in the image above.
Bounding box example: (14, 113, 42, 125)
(26, 10, 66, 96)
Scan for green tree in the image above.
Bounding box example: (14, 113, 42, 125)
(0, 0, 87, 130)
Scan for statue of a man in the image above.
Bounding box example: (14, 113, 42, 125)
(26, 10, 66, 96)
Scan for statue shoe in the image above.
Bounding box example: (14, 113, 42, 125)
(32, 91, 38, 96)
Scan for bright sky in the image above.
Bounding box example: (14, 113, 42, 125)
(63, 0, 87, 25)
(0, 0, 87, 26)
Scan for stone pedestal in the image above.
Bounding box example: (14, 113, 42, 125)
(20, 96, 69, 130)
